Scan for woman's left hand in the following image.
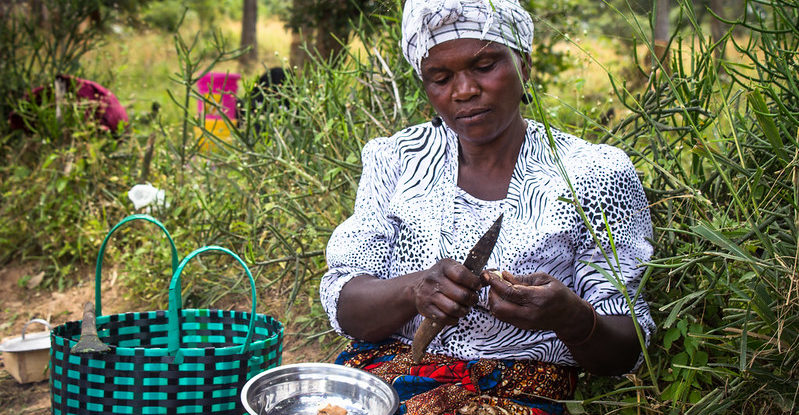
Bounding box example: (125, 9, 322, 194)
(484, 270, 590, 337)
(485, 270, 641, 375)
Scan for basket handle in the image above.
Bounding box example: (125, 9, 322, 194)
(95, 214, 179, 316)
(167, 246, 258, 356)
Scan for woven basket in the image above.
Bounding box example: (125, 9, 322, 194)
(50, 215, 283, 414)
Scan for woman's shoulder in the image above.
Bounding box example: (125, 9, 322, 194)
(363, 121, 448, 160)
(361, 135, 393, 160)
(568, 141, 634, 173)
(526, 120, 634, 174)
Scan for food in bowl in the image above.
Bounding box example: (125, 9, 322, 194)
(318, 403, 347, 415)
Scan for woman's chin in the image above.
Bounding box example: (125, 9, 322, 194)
(451, 119, 495, 140)
(453, 118, 522, 146)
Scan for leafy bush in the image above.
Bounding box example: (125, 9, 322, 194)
(0, 0, 131, 286)
(558, 0, 798, 413)
(0, 133, 126, 287)
(141, 1, 186, 31)
(0, 0, 106, 126)
(140, 0, 241, 31)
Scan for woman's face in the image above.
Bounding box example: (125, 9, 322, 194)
(421, 38, 529, 146)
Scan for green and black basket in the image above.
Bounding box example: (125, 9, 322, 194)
(50, 215, 283, 414)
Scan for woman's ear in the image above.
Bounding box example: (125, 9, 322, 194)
(521, 53, 532, 83)
(511, 51, 532, 84)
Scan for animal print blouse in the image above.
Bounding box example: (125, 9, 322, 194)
(320, 120, 655, 369)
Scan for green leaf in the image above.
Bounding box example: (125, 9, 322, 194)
(664, 327, 681, 350)
(660, 382, 679, 401)
(564, 402, 586, 414)
(750, 281, 778, 328)
(739, 306, 750, 373)
(692, 350, 709, 367)
(660, 290, 707, 328)
(747, 89, 788, 162)
(13, 166, 30, 179)
(691, 222, 759, 266)
(41, 153, 59, 170)
(324, 166, 342, 182)
(56, 177, 68, 193)
(684, 334, 699, 358)
(672, 351, 689, 375)
(677, 319, 688, 336)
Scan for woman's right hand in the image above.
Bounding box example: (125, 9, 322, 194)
(412, 258, 483, 325)
(336, 258, 483, 342)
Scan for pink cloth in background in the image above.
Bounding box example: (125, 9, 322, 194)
(9, 74, 129, 134)
(196, 72, 240, 120)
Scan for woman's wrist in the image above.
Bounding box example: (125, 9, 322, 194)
(338, 273, 422, 341)
(555, 298, 597, 346)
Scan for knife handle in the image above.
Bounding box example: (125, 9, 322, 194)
(411, 318, 444, 364)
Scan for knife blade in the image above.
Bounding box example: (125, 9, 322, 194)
(410, 213, 503, 363)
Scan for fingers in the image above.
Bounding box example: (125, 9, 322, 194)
(433, 282, 478, 322)
(485, 270, 553, 291)
(441, 258, 484, 291)
(484, 270, 577, 331)
(418, 286, 470, 325)
(485, 270, 529, 303)
(437, 258, 483, 308)
(423, 303, 465, 326)
(486, 288, 533, 330)
(415, 259, 483, 324)
(489, 279, 532, 306)
(513, 272, 551, 286)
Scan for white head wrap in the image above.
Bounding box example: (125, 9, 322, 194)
(401, 0, 534, 77)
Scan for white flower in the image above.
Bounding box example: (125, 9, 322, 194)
(128, 184, 166, 210)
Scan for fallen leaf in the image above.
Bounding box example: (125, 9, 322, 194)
(26, 271, 45, 289)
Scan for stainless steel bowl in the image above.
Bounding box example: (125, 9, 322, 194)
(241, 363, 399, 415)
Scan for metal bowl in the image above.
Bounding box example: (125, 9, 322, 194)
(241, 363, 399, 415)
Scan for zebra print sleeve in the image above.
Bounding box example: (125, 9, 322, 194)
(320, 136, 401, 336)
(568, 143, 655, 371)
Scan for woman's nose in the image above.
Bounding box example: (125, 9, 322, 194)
(452, 73, 479, 101)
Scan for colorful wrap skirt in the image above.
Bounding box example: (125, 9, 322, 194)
(335, 340, 578, 415)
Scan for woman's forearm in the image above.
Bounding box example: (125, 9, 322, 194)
(337, 273, 421, 342)
(558, 309, 641, 376)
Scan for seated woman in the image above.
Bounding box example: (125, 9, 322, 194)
(320, 1, 655, 414)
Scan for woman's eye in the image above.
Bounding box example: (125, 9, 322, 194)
(476, 62, 495, 72)
(432, 76, 450, 85)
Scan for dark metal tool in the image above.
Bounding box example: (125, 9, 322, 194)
(410, 213, 503, 364)
(70, 302, 111, 354)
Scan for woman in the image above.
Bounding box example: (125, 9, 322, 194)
(320, 0, 655, 413)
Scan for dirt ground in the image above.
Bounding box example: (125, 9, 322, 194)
(0, 262, 334, 414)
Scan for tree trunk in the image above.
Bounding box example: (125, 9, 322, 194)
(653, 0, 670, 43)
(240, 0, 258, 67)
(289, 0, 311, 69)
(709, 0, 726, 59)
(290, 26, 311, 70)
(29, 0, 48, 27)
(652, 0, 670, 73)
(316, 13, 347, 63)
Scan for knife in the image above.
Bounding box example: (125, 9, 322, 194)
(410, 213, 503, 364)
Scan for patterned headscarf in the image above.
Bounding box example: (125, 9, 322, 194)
(401, 0, 534, 77)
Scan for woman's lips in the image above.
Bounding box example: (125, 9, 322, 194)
(456, 108, 490, 121)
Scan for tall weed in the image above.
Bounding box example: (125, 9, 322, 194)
(568, 0, 798, 413)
